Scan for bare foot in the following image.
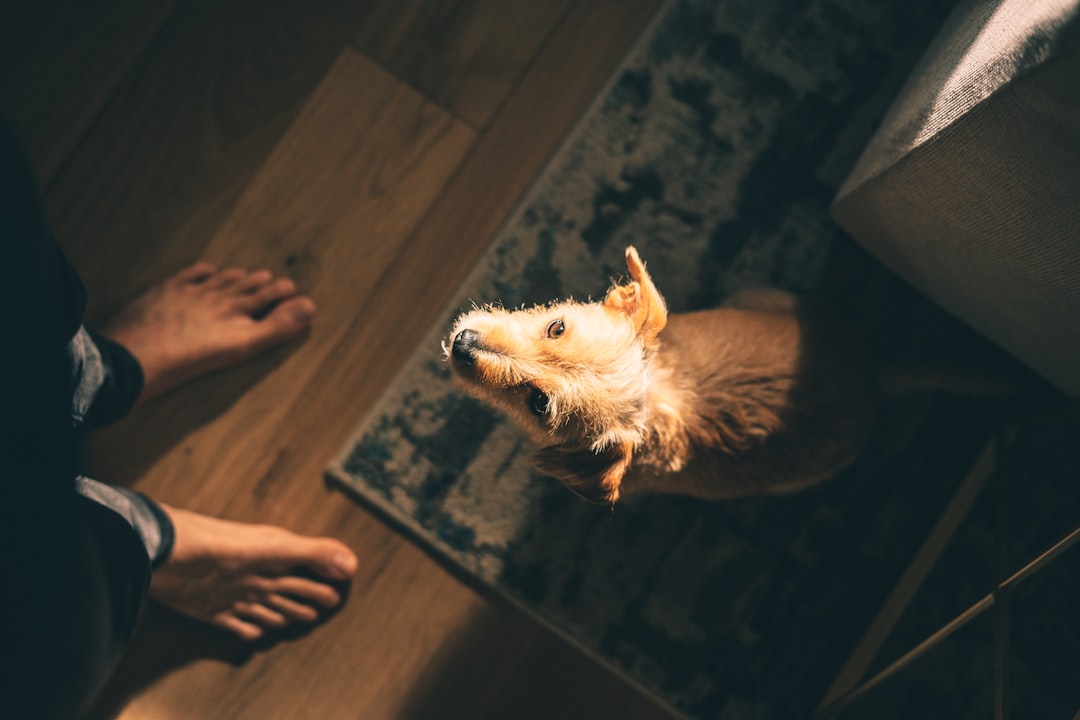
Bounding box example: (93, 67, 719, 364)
(150, 504, 359, 640)
(101, 262, 316, 403)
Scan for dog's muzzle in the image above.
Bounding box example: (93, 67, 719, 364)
(451, 328, 480, 365)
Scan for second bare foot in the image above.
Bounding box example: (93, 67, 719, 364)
(150, 504, 359, 641)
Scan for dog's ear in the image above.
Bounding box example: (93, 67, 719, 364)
(603, 246, 667, 343)
(533, 441, 634, 506)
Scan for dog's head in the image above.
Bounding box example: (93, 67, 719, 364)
(444, 247, 667, 504)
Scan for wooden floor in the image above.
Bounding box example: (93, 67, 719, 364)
(1, 1, 678, 718)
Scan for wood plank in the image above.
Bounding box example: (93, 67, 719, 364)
(485, 630, 679, 720)
(350, 0, 571, 130)
(82, 0, 670, 717)
(0, 0, 175, 187)
(41, 0, 378, 328)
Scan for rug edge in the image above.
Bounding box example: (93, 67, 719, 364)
(323, 466, 686, 719)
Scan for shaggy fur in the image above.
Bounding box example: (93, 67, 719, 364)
(444, 247, 878, 504)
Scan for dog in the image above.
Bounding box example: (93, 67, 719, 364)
(444, 246, 878, 505)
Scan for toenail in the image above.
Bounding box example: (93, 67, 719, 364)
(290, 299, 316, 321)
(333, 552, 357, 576)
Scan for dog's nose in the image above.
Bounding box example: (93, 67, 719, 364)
(451, 329, 480, 364)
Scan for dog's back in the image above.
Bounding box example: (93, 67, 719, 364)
(618, 300, 878, 500)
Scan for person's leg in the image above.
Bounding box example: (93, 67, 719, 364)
(1, 116, 148, 719)
(73, 470, 357, 641)
(72, 260, 358, 639)
(74, 475, 174, 568)
(67, 325, 144, 428)
(2, 111, 358, 718)
(75, 453, 358, 643)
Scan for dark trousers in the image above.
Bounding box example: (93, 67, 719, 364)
(1, 119, 174, 719)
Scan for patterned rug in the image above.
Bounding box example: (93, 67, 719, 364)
(319, 1, 1023, 717)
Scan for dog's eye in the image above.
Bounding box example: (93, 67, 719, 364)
(528, 388, 550, 417)
(546, 319, 565, 339)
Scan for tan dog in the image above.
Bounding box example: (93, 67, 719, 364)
(444, 247, 878, 504)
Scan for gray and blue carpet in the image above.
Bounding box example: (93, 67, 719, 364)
(326, 0, 1078, 717)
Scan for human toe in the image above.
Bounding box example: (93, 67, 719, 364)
(267, 593, 323, 622)
(175, 261, 218, 284)
(240, 276, 299, 313)
(313, 539, 358, 581)
(269, 575, 344, 608)
(216, 613, 266, 641)
(269, 535, 357, 582)
(235, 268, 276, 293)
(245, 295, 316, 349)
(235, 601, 289, 629)
(204, 267, 247, 289)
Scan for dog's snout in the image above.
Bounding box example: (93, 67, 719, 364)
(451, 329, 480, 364)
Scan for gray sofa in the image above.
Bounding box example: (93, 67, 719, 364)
(833, 0, 1080, 397)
